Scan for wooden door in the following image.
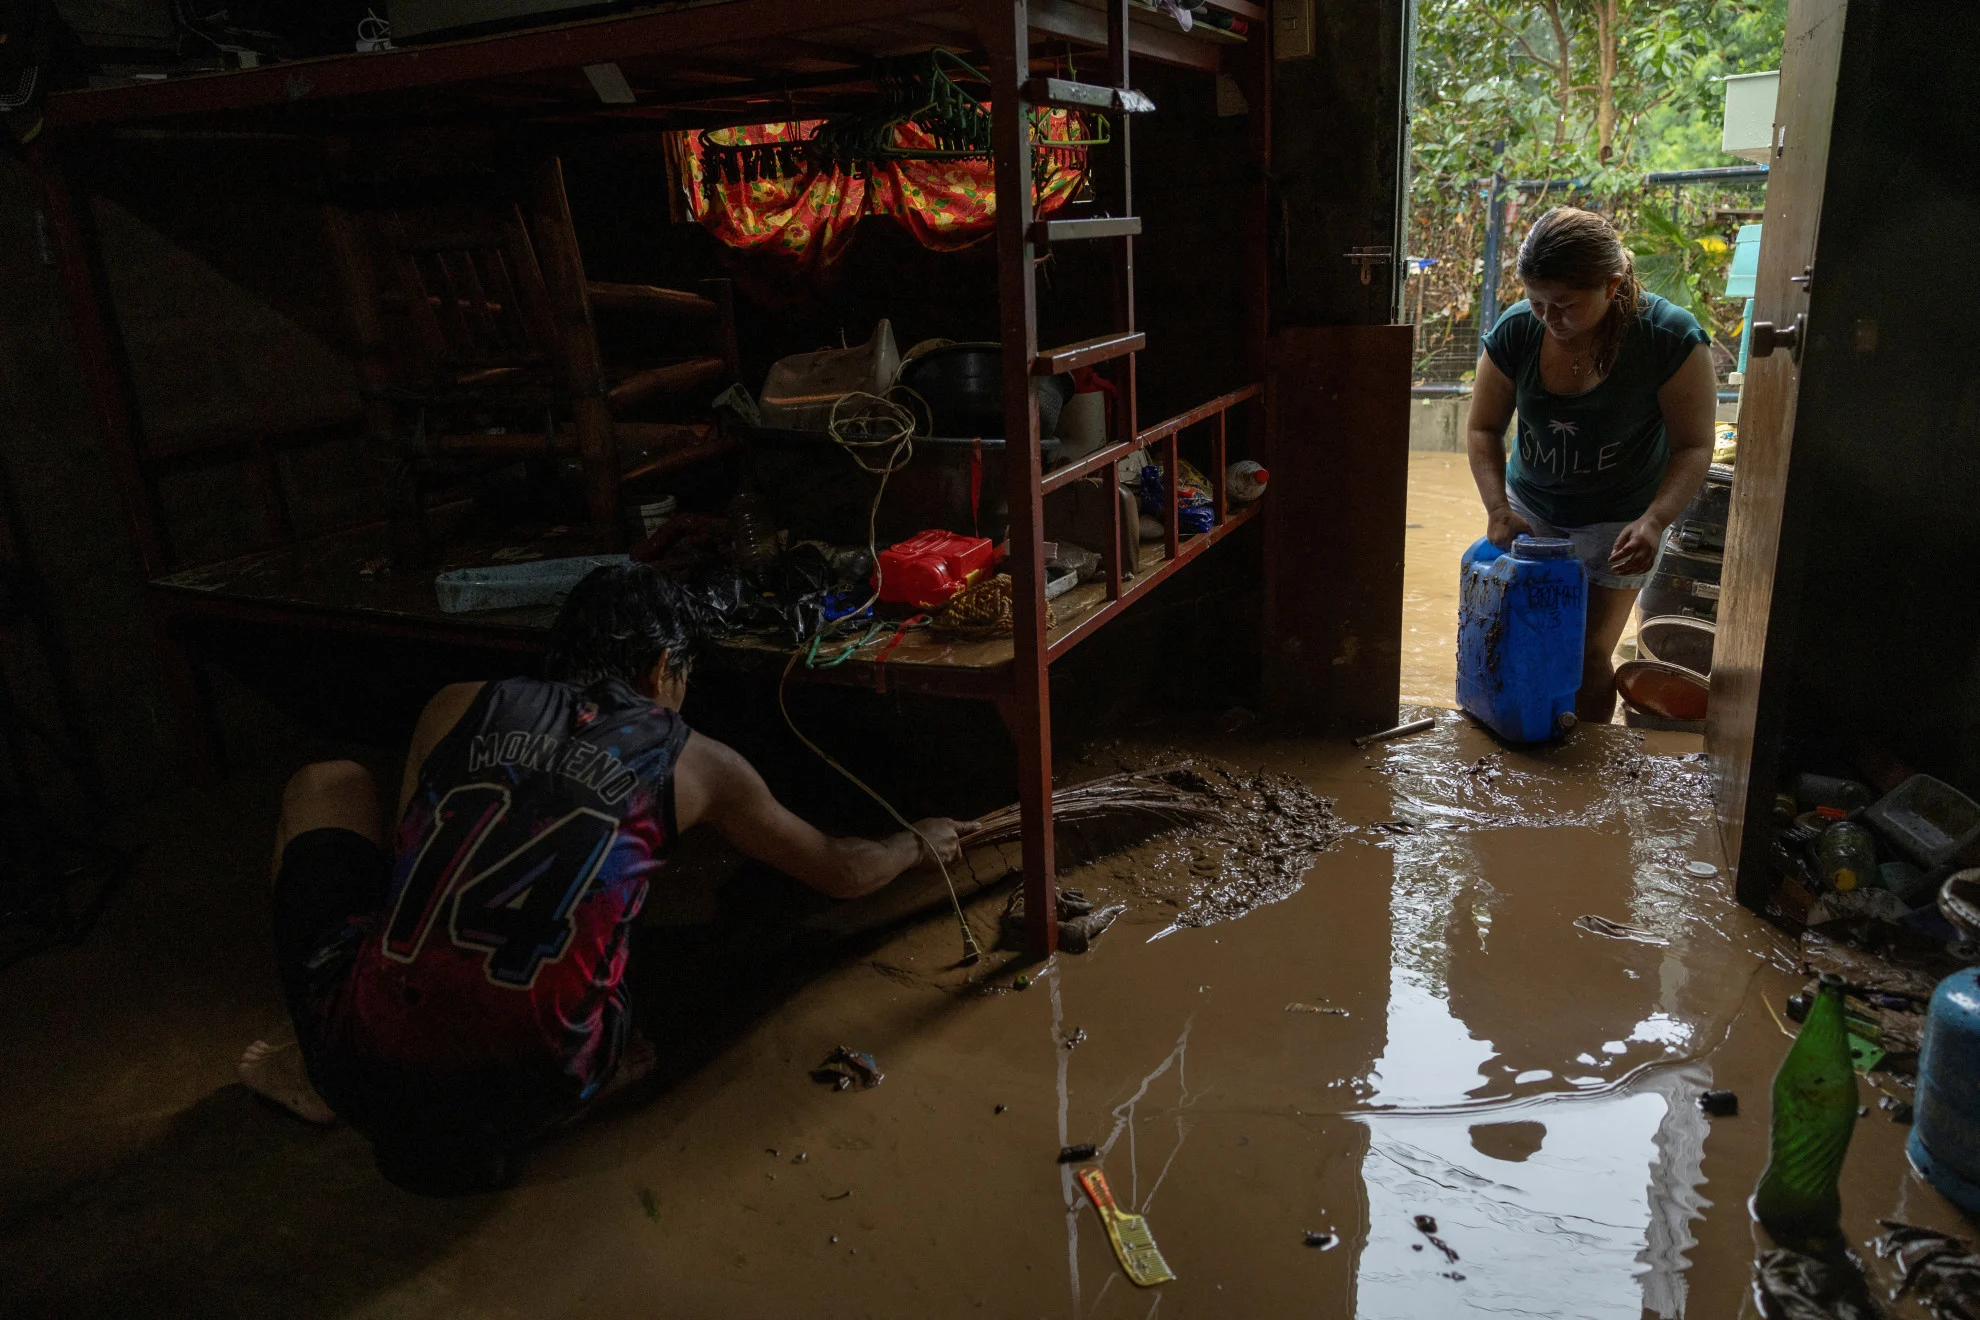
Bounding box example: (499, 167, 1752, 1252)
(1705, 0, 1849, 907)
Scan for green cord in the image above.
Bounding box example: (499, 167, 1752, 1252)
(805, 621, 887, 669)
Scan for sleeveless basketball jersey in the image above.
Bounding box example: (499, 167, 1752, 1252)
(329, 677, 688, 1113)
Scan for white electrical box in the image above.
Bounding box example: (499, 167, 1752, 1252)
(1722, 70, 1781, 163)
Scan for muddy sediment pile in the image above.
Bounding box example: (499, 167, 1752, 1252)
(1057, 754, 1347, 929)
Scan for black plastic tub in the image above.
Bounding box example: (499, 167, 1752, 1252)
(741, 425, 1063, 546)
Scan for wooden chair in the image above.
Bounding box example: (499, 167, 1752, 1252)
(324, 155, 738, 561)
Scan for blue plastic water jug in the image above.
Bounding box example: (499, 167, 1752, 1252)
(1456, 535, 1586, 742)
(1908, 968, 1980, 1214)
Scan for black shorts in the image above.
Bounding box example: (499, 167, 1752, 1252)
(271, 826, 592, 1156)
(271, 827, 390, 1053)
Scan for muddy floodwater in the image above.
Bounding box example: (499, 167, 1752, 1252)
(2, 714, 1971, 1318)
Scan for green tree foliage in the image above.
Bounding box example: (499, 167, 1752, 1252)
(1409, 0, 1786, 377)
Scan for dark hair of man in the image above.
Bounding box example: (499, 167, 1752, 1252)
(545, 563, 702, 687)
(1516, 205, 1645, 376)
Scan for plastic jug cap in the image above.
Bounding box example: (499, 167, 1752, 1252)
(1510, 536, 1574, 560)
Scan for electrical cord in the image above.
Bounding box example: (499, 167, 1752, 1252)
(776, 384, 982, 964)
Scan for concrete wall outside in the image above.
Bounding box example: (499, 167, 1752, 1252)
(1409, 393, 1741, 453)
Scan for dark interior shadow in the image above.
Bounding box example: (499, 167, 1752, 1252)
(0, 1086, 496, 1320)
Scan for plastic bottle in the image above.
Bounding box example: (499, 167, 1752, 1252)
(1752, 972, 1859, 1254)
(1226, 460, 1270, 504)
(1816, 821, 1880, 892)
(729, 487, 780, 568)
(628, 493, 677, 539)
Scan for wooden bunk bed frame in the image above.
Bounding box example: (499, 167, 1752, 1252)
(27, 0, 1272, 957)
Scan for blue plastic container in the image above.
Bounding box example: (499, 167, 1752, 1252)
(1456, 535, 1587, 742)
(1909, 968, 1980, 1213)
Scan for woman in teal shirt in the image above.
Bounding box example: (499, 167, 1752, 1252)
(1466, 207, 1718, 722)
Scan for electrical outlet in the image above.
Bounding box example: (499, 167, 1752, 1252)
(1274, 0, 1315, 61)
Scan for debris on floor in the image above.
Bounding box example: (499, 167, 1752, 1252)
(1574, 914, 1671, 945)
(1699, 1089, 1740, 1117)
(1077, 1167, 1176, 1287)
(1285, 1002, 1350, 1015)
(1058, 1142, 1098, 1163)
(1353, 716, 1436, 749)
(809, 1046, 884, 1091)
(1302, 1230, 1338, 1250)
(1876, 1220, 1980, 1315)
(1750, 1249, 1884, 1320)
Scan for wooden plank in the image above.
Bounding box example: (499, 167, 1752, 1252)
(979, 0, 1057, 959)
(1020, 77, 1157, 113)
(1261, 325, 1411, 732)
(584, 280, 719, 318)
(1030, 0, 1223, 72)
(1033, 330, 1143, 374)
(605, 356, 729, 413)
(1704, 0, 1847, 910)
(41, 0, 969, 130)
(1029, 215, 1142, 244)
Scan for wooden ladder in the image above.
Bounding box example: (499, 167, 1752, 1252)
(983, 0, 1159, 957)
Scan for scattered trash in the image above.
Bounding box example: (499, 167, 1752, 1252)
(1573, 914, 1670, 946)
(1699, 1089, 1740, 1117)
(1807, 888, 1911, 927)
(1369, 819, 1419, 834)
(1285, 1003, 1351, 1016)
(1013, 974, 1031, 991)
(766, 1148, 779, 1156)
(1881, 1097, 1915, 1124)
(1060, 903, 1127, 953)
(1077, 1166, 1176, 1287)
(1064, 1028, 1087, 1050)
(810, 1046, 884, 1091)
(994, 1104, 1007, 1115)
(1686, 860, 1719, 877)
(829, 1235, 839, 1244)
(1353, 716, 1436, 749)
(1751, 1248, 1883, 1320)
(1444, 1272, 1467, 1282)
(1303, 1230, 1338, 1250)
(1059, 1143, 1099, 1163)
(1412, 1244, 1423, 1252)
(792, 1152, 808, 1164)
(1877, 1220, 1980, 1313)
(637, 1187, 659, 1221)
(825, 1191, 852, 1201)
(1412, 1215, 1459, 1263)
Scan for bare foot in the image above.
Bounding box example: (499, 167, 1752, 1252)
(238, 1040, 338, 1125)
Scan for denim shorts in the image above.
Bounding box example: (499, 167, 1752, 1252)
(1505, 492, 1664, 590)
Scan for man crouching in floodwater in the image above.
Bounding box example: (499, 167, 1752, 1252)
(238, 563, 971, 1190)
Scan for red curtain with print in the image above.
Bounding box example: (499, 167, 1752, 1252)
(673, 115, 1090, 272)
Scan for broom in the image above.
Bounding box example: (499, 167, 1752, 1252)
(960, 765, 1224, 849)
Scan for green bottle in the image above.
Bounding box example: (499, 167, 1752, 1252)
(1752, 972, 1859, 1254)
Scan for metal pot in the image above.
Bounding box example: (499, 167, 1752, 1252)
(897, 342, 1073, 439)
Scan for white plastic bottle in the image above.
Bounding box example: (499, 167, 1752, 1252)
(1227, 460, 1270, 503)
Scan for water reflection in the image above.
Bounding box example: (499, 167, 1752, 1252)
(1351, 720, 1749, 1317)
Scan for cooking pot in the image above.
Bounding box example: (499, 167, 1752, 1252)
(897, 342, 1072, 439)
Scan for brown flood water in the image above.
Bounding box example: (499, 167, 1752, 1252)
(1, 716, 1967, 1318)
